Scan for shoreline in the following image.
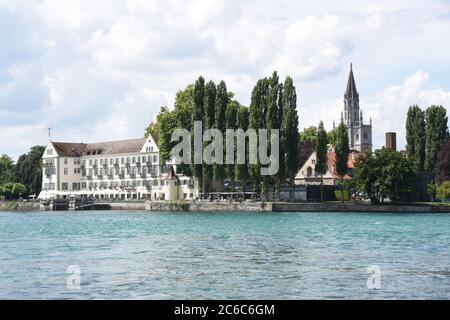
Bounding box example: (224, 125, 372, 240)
(2, 200, 450, 213)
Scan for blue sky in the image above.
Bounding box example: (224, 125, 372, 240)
(1, 0, 450, 159)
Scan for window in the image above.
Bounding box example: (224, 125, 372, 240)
(82, 182, 87, 189)
(89, 159, 93, 166)
(363, 132, 369, 140)
(153, 180, 158, 186)
(47, 148, 53, 155)
(64, 168, 68, 175)
(307, 167, 313, 177)
(62, 183, 68, 191)
(121, 158, 124, 165)
(64, 158, 68, 165)
(356, 133, 359, 141)
(110, 158, 113, 165)
(153, 155, 157, 162)
(132, 157, 136, 164)
(142, 156, 146, 162)
(72, 183, 80, 191)
(184, 193, 187, 199)
(74, 168, 81, 174)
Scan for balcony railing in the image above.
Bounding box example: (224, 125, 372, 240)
(140, 173, 147, 179)
(43, 162, 54, 168)
(107, 174, 114, 180)
(119, 173, 125, 179)
(130, 173, 136, 179)
(87, 175, 93, 180)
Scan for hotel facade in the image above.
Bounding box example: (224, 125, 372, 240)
(38, 135, 198, 201)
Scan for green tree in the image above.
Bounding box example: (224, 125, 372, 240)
(327, 127, 338, 146)
(334, 121, 350, 202)
(437, 181, 450, 199)
(405, 105, 426, 172)
(281, 76, 300, 200)
(436, 139, 450, 184)
(425, 105, 449, 172)
(1, 182, 14, 200)
(192, 76, 205, 195)
(225, 100, 238, 186)
(0, 154, 14, 184)
(235, 105, 249, 192)
(202, 80, 217, 195)
(151, 107, 177, 164)
(315, 121, 328, 202)
(249, 78, 269, 194)
(353, 148, 416, 204)
(12, 183, 27, 199)
(214, 81, 228, 190)
(427, 182, 437, 202)
(299, 126, 318, 144)
(11, 146, 45, 197)
(266, 71, 283, 198)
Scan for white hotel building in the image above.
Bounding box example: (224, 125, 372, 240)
(38, 136, 198, 201)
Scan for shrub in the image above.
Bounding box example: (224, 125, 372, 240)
(437, 181, 450, 200)
(334, 189, 350, 202)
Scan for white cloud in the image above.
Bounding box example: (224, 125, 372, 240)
(364, 71, 450, 149)
(0, 0, 449, 159)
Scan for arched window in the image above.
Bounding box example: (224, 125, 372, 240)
(307, 167, 313, 177)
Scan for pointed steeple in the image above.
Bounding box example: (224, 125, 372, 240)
(345, 63, 359, 99)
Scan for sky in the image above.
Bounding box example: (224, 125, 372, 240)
(1, 0, 450, 159)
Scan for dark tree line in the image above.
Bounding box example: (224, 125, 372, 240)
(406, 105, 449, 173)
(146, 72, 301, 199)
(0, 146, 45, 199)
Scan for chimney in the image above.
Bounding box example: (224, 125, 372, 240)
(386, 132, 397, 151)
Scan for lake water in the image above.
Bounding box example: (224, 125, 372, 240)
(0, 211, 449, 300)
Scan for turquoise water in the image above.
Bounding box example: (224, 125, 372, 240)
(0, 211, 449, 300)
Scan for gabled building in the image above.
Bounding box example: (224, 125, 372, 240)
(39, 136, 198, 201)
(295, 147, 360, 186)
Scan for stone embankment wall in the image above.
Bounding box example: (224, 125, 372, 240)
(146, 201, 272, 212)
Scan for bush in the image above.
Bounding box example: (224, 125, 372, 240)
(334, 189, 350, 202)
(437, 181, 450, 199)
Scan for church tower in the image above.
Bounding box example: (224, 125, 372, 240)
(342, 64, 372, 153)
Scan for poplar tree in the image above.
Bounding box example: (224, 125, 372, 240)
(192, 76, 205, 195)
(405, 105, 426, 172)
(235, 106, 249, 193)
(225, 100, 238, 187)
(425, 105, 449, 172)
(316, 121, 328, 202)
(249, 79, 269, 194)
(214, 81, 228, 190)
(266, 71, 283, 199)
(335, 121, 350, 202)
(202, 80, 216, 195)
(281, 76, 300, 200)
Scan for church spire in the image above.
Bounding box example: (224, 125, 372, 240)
(345, 63, 359, 99)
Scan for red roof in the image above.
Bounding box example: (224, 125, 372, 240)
(326, 151, 360, 179)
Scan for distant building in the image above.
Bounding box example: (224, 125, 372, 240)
(295, 146, 361, 186)
(385, 132, 397, 151)
(336, 64, 373, 153)
(38, 136, 198, 201)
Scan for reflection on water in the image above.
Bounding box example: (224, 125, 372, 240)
(0, 211, 449, 299)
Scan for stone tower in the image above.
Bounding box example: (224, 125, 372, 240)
(342, 64, 372, 153)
